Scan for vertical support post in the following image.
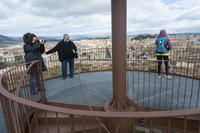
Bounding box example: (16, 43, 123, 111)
(106, 1, 136, 132)
(111, 0, 127, 110)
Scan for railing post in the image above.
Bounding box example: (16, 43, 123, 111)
(198, 115, 200, 133)
(10, 100, 22, 133)
(0, 95, 15, 133)
(0, 75, 16, 133)
(70, 115, 75, 133)
(37, 61, 47, 103)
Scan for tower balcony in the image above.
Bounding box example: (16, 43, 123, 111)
(0, 54, 199, 133)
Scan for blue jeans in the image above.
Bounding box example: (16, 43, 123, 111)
(29, 74, 40, 93)
(62, 59, 74, 78)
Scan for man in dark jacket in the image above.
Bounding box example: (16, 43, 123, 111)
(46, 34, 77, 79)
(23, 33, 47, 95)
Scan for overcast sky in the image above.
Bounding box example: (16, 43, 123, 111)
(0, 0, 200, 37)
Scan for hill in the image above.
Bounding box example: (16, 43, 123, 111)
(0, 35, 17, 44)
(0, 35, 19, 48)
(131, 34, 156, 41)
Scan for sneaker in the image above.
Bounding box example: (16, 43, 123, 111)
(163, 75, 172, 79)
(70, 75, 73, 79)
(156, 74, 162, 78)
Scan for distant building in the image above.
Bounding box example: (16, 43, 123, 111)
(14, 56, 24, 63)
(3, 52, 15, 63)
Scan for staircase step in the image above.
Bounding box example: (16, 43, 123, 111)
(32, 123, 101, 133)
(37, 111, 99, 124)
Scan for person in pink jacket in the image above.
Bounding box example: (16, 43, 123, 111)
(155, 30, 172, 78)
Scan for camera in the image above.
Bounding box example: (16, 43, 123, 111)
(40, 40, 47, 43)
(36, 40, 47, 44)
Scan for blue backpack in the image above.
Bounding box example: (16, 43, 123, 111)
(156, 37, 166, 54)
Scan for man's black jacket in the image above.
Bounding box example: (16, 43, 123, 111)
(46, 40, 77, 61)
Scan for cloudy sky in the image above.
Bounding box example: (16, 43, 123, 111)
(0, 0, 200, 37)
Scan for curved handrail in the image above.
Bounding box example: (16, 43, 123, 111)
(0, 61, 200, 119)
(15, 60, 41, 96)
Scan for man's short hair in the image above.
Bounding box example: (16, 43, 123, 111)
(64, 34, 69, 38)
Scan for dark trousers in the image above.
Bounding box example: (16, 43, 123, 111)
(29, 73, 40, 93)
(157, 55, 169, 75)
(61, 59, 74, 78)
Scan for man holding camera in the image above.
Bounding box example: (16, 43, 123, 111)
(46, 34, 78, 79)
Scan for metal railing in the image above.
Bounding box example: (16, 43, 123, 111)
(126, 59, 200, 110)
(0, 55, 200, 132)
(78, 47, 200, 60)
(1, 47, 200, 74)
